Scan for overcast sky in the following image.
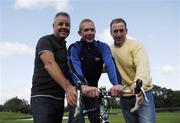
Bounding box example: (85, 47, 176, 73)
(0, 0, 179, 105)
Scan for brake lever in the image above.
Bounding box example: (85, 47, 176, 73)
(74, 82, 82, 118)
(130, 79, 149, 113)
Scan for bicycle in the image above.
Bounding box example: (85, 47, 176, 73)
(73, 83, 112, 123)
(73, 79, 149, 123)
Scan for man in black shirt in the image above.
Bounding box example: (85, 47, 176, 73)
(31, 12, 77, 123)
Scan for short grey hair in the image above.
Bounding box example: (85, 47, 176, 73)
(53, 12, 70, 23)
(79, 18, 95, 31)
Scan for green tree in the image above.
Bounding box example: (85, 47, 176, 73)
(0, 105, 3, 111)
(153, 85, 180, 108)
(3, 97, 31, 114)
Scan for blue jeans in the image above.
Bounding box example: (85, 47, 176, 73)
(31, 96, 64, 123)
(68, 96, 100, 123)
(120, 91, 155, 123)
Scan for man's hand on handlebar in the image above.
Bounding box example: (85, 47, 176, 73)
(81, 85, 99, 97)
(129, 82, 136, 94)
(110, 84, 124, 96)
(136, 91, 144, 105)
(130, 81, 144, 105)
(66, 85, 77, 107)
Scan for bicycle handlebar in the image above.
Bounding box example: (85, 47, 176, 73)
(73, 79, 150, 121)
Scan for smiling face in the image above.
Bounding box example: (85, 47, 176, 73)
(53, 15, 70, 39)
(110, 22, 127, 46)
(78, 21, 96, 43)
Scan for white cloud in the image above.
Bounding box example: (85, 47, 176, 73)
(0, 42, 34, 58)
(14, 0, 70, 12)
(161, 64, 180, 74)
(0, 84, 31, 105)
(97, 28, 113, 45)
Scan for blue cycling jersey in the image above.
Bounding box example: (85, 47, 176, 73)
(68, 39, 122, 86)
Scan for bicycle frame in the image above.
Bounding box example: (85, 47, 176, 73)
(99, 86, 111, 123)
(73, 84, 112, 123)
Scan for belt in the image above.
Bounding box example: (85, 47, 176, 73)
(121, 95, 135, 99)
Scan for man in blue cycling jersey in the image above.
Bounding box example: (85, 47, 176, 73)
(68, 19, 124, 123)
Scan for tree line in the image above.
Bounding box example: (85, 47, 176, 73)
(0, 97, 31, 114)
(0, 84, 180, 114)
(153, 85, 180, 108)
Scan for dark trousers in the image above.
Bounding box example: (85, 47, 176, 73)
(68, 96, 100, 123)
(31, 96, 64, 123)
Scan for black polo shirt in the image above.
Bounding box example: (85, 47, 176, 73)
(31, 34, 70, 99)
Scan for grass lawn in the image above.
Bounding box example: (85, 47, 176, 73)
(156, 112, 180, 123)
(0, 112, 32, 123)
(0, 111, 180, 123)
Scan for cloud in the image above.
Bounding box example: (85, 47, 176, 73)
(0, 84, 31, 105)
(97, 28, 113, 45)
(161, 64, 180, 74)
(14, 0, 70, 11)
(0, 42, 34, 58)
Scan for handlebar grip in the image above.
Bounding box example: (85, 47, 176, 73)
(76, 81, 82, 90)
